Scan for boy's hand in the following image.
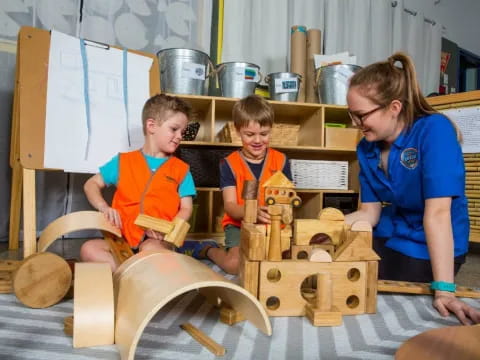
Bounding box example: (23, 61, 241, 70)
(145, 229, 165, 241)
(99, 205, 122, 229)
(257, 206, 271, 224)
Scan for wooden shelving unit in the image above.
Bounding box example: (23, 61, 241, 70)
(176, 95, 360, 240)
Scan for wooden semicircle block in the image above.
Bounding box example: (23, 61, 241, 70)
(38, 211, 121, 252)
(113, 250, 272, 360)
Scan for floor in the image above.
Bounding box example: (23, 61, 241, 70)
(2, 238, 479, 288)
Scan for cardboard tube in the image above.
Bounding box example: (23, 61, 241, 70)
(290, 25, 307, 102)
(306, 29, 322, 103)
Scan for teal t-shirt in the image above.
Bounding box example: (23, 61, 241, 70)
(100, 153, 196, 198)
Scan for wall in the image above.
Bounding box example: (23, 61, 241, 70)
(404, 0, 480, 56)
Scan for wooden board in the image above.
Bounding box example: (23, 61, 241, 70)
(378, 280, 480, 298)
(13, 252, 72, 308)
(113, 250, 271, 360)
(396, 324, 480, 360)
(73, 262, 114, 348)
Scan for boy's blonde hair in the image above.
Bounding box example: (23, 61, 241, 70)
(142, 93, 192, 134)
(232, 94, 274, 130)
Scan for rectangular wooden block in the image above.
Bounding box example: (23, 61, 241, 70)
(238, 250, 260, 298)
(258, 260, 367, 317)
(241, 222, 266, 261)
(305, 304, 343, 326)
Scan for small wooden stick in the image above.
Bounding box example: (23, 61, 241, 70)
(180, 323, 226, 356)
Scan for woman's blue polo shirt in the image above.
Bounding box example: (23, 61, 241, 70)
(357, 113, 469, 259)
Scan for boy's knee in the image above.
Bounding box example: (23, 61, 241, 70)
(224, 250, 240, 275)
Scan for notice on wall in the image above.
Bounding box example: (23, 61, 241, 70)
(44, 30, 152, 173)
(442, 106, 480, 153)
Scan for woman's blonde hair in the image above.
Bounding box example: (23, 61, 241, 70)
(349, 52, 462, 141)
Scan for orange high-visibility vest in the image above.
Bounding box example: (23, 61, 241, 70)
(112, 150, 189, 247)
(221, 149, 287, 229)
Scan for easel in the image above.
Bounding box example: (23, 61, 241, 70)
(8, 27, 160, 258)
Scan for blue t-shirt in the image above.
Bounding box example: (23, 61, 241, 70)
(357, 113, 469, 259)
(219, 154, 292, 189)
(100, 153, 197, 198)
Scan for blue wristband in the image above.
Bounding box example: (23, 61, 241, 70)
(430, 281, 456, 292)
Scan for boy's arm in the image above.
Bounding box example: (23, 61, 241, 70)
(84, 173, 122, 228)
(222, 186, 244, 221)
(176, 196, 193, 221)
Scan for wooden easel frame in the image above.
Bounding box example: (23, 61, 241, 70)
(8, 27, 160, 258)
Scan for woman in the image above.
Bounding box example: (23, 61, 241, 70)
(345, 52, 480, 325)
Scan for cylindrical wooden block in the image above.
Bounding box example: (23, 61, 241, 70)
(306, 29, 322, 103)
(290, 25, 307, 102)
(242, 180, 258, 200)
(268, 214, 282, 261)
(13, 252, 72, 308)
(316, 272, 332, 311)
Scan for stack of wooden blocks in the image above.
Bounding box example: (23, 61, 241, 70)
(234, 171, 380, 326)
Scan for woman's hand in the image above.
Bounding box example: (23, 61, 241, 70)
(257, 205, 271, 224)
(433, 291, 480, 325)
(98, 204, 122, 229)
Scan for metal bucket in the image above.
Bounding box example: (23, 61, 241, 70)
(157, 48, 212, 95)
(315, 64, 362, 105)
(215, 62, 261, 98)
(265, 72, 302, 102)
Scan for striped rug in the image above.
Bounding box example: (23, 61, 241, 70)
(0, 266, 476, 360)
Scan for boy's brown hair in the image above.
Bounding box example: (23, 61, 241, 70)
(142, 93, 192, 134)
(232, 94, 274, 130)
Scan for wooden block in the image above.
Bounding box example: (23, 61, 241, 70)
(238, 250, 259, 297)
(280, 225, 292, 253)
(244, 199, 258, 224)
(242, 180, 258, 200)
(305, 304, 343, 326)
(64, 315, 73, 337)
(365, 261, 378, 314)
(74, 263, 114, 348)
(134, 213, 174, 234)
(0, 260, 21, 272)
(102, 232, 134, 266)
(315, 272, 332, 311)
(309, 249, 332, 262)
(318, 207, 345, 221)
(165, 217, 190, 247)
(13, 252, 72, 308)
(219, 305, 245, 326)
(334, 230, 379, 262)
(293, 219, 345, 246)
(396, 324, 480, 360)
(180, 323, 226, 356)
(241, 222, 266, 261)
(377, 280, 480, 298)
(267, 208, 282, 261)
(259, 261, 367, 316)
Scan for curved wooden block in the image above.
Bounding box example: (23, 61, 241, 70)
(113, 250, 272, 360)
(13, 252, 72, 308)
(38, 211, 121, 252)
(396, 324, 480, 360)
(74, 263, 114, 348)
(318, 207, 345, 221)
(308, 248, 332, 262)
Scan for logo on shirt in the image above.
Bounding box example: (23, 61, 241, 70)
(400, 147, 418, 170)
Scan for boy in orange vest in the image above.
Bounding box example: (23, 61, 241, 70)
(80, 94, 216, 271)
(205, 95, 292, 274)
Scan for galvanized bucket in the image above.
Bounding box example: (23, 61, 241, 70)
(214, 62, 261, 98)
(265, 72, 302, 102)
(157, 48, 213, 96)
(315, 64, 362, 105)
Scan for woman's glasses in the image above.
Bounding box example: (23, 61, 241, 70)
(348, 105, 385, 126)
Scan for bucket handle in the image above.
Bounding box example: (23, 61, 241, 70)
(314, 67, 322, 88)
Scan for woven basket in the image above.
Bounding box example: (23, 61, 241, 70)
(291, 159, 349, 190)
(218, 122, 300, 146)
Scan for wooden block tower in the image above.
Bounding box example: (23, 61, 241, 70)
(236, 171, 379, 327)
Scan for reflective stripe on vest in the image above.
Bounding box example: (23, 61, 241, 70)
(112, 150, 188, 247)
(221, 149, 286, 229)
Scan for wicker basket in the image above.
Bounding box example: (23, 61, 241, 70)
(218, 122, 300, 146)
(290, 159, 349, 190)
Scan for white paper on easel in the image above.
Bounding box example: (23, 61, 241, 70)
(441, 107, 480, 153)
(44, 30, 152, 173)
